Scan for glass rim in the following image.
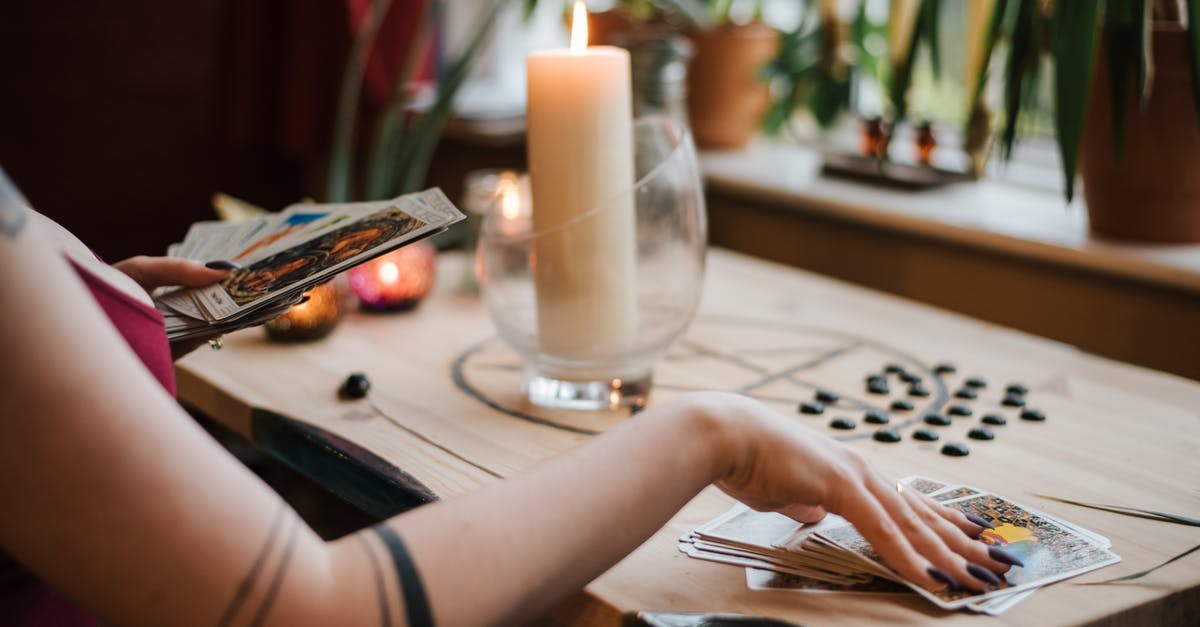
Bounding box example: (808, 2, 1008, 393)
(479, 114, 694, 243)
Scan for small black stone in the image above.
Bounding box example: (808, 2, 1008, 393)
(982, 414, 1008, 426)
(799, 401, 825, 415)
(965, 377, 988, 389)
(339, 373, 371, 399)
(873, 428, 902, 443)
(934, 363, 958, 375)
(968, 427, 995, 440)
(954, 387, 978, 400)
(1020, 408, 1047, 422)
(830, 417, 857, 430)
(815, 389, 840, 403)
(923, 412, 951, 426)
(947, 404, 973, 417)
(1001, 393, 1026, 407)
(864, 409, 890, 425)
(899, 371, 922, 384)
(884, 363, 906, 374)
(913, 428, 940, 441)
(866, 374, 887, 384)
(908, 383, 931, 397)
(941, 442, 971, 457)
(890, 399, 914, 412)
(867, 379, 890, 395)
(1006, 383, 1029, 396)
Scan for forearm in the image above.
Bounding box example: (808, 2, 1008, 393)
(341, 395, 734, 626)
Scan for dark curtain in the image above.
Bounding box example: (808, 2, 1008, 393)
(0, 0, 349, 261)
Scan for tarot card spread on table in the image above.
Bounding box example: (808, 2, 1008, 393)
(680, 476, 1119, 615)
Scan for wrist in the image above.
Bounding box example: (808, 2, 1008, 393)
(664, 392, 748, 486)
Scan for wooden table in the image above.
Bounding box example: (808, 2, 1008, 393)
(177, 249, 1200, 626)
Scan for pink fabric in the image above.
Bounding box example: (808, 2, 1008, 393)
(69, 260, 176, 395)
(0, 259, 174, 625)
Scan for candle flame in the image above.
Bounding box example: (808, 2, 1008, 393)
(570, 0, 588, 52)
(380, 261, 400, 284)
(497, 177, 521, 220)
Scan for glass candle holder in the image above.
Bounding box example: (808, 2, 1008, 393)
(263, 282, 342, 342)
(460, 170, 529, 293)
(477, 115, 707, 410)
(348, 240, 437, 312)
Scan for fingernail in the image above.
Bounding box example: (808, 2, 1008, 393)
(205, 260, 242, 270)
(926, 566, 959, 589)
(965, 513, 995, 529)
(967, 562, 1003, 586)
(988, 545, 1025, 568)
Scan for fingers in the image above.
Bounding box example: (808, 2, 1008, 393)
(837, 469, 1008, 594)
(114, 256, 238, 290)
(895, 487, 1013, 580)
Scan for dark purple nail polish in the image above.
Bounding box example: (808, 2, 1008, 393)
(927, 566, 958, 588)
(988, 545, 1025, 567)
(965, 513, 995, 529)
(206, 260, 242, 270)
(967, 562, 1003, 586)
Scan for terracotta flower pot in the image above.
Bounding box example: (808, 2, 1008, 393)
(686, 22, 779, 150)
(1080, 26, 1200, 243)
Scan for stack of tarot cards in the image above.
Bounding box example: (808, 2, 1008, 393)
(155, 188, 464, 342)
(679, 476, 1120, 615)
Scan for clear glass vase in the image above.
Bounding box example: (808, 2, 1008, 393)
(476, 116, 707, 410)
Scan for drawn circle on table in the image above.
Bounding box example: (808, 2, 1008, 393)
(450, 315, 954, 441)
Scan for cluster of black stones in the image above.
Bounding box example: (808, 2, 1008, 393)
(797, 361, 1047, 457)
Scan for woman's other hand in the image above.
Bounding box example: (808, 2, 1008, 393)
(113, 256, 238, 292)
(113, 256, 239, 359)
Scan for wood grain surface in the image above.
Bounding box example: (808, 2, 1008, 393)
(177, 249, 1200, 626)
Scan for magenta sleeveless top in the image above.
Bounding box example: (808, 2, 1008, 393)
(0, 260, 174, 625)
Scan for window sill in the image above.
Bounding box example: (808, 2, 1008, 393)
(700, 140, 1200, 295)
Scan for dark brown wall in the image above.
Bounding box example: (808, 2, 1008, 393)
(0, 1, 347, 262)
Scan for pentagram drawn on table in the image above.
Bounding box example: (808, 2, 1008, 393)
(452, 314, 1045, 450)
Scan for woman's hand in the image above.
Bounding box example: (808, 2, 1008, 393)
(113, 256, 237, 293)
(683, 392, 1015, 593)
(113, 256, 239, 359)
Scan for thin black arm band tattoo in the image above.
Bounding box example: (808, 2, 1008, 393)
(218, 504, 287, 627)
(373, 525, 434, 627)
(248, 517, 300, 627)
(356, 534, 392, 627)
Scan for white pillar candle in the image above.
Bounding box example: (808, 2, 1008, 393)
(525, 0, 637, 375)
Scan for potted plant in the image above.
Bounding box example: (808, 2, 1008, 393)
(685, 1, 780, 148)
(585, 0, 780, 149)
(970, 0, 1200, 242)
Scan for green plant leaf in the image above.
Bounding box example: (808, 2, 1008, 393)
(1053, 0, 1101, 202)
(923, 0, 942, 81)
(888, 0, 928, 126)
(1135, 0, 1152, 107)
(326, 0, 394, 203)
(1105, 0, 1138, 160)
(1000, 0, 1038, 161)
(962, 0, 1008, 148)
(365, 1, 437, 200)
(395, 0, 511, 195)
(1187, 0, 1200, 128)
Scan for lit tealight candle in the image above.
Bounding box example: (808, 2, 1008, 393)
(264, 282, 343, 342)
(525, 0, 637, 374)
(493, 172, 530, 236)
(348, 241, 438, 311)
